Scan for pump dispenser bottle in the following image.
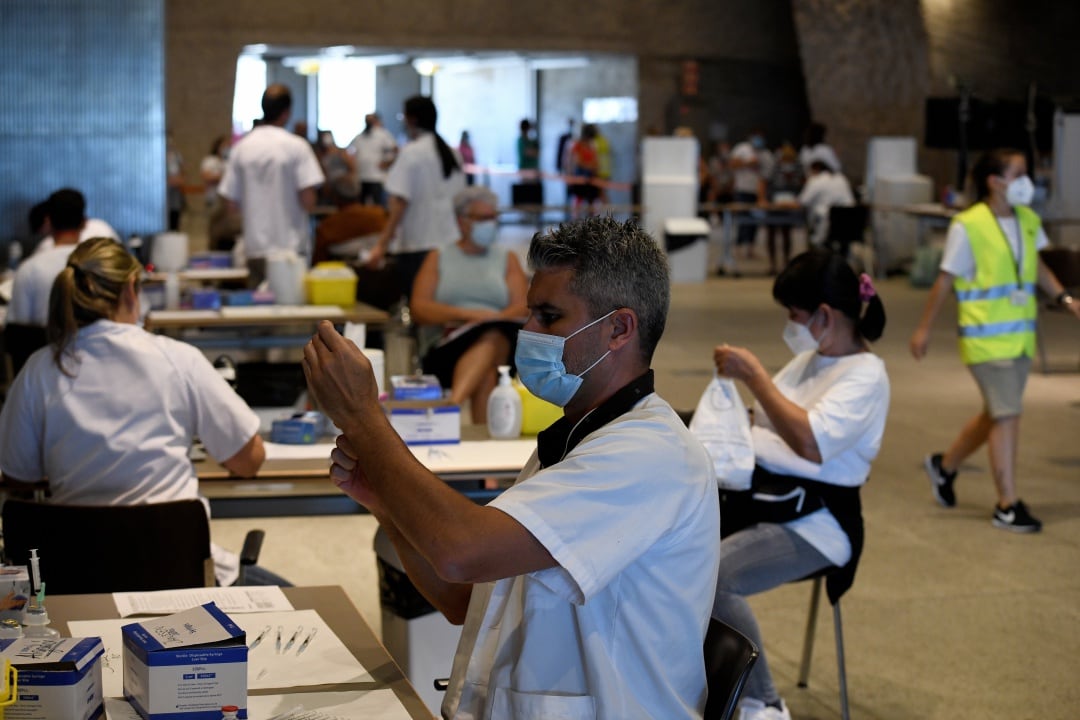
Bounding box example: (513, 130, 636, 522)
(487, 365, 522, 439)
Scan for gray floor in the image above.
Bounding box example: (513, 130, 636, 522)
(212, 245, 1080, 720)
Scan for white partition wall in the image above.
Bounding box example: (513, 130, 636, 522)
(641, 137, 705, 282)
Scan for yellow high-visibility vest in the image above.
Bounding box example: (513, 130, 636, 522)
(952, 203, 1039, 365)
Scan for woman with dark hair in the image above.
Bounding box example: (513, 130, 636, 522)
(0, 237, 286, 586)
(366, 95, 465, 300)
(710, 248, 890, 720)
(910, 148, 1079, 533)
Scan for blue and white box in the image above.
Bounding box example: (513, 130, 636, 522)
(390, 374, 443, 401)
(0, 635, 104, 720)
(385, 400, 461, 445)
(122, 603, 247, 720)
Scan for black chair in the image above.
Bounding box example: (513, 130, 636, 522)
(704, 618, 760, 720)
(1, 499, 264, 594)
(795, 571, 851, 720)
(2, 323, 48, 380)
(824, 205, 869, 260)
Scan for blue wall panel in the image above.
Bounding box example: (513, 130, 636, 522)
(0, 0, 165, 241)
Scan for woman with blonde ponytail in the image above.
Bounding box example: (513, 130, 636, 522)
(0, 237, 286, 586)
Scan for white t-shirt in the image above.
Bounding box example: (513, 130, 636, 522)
(752, 351, 889, 565)
(0, 321, 260, 584)
(218, 125, 325, 259)
(940, 210, 1049, 282)
(32, 218, 120, 257)
(443, 393, 721, 720)
(6, 245, 77, 326)
(384, 133, 465, 255)
(799, 143, 842, 173)
(798, 172, 855, 244)
(200, 154, 226, 201)
(729, 142, 771, 195)
(347, 126, 397, 183)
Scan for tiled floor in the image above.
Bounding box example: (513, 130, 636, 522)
(213, 237, 1080, 719)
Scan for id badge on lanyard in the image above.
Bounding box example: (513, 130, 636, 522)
(1010, 287, 1029, 306)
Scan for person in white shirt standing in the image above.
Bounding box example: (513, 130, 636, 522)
(729, 130, 774, 260)
(366, 96, 465, 301)
(347, 112, 398, 208)
(798, 160, 855, 246)
(305, 217, 720, 719)
(218, 84, 325, 286)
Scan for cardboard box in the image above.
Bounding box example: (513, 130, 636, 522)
(0, 636, 104, 720)
(122, 603, 247, 720)
(385, 400, 461, 445)
(390, 374, 443, 401)
(0, 566, 30, 623)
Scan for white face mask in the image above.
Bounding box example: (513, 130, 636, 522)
(782, 310, 826, 355)
(1005, 175, 1035, 206)
(470, 220, 498, 248)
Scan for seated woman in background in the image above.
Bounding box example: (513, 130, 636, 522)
(0, 237, 286, 586)
(410, 187, 528, 424)
(710, 249, 889, 720)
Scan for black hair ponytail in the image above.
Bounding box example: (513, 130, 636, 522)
(404, 95, 460, 179)
(774, 248, 887, 343)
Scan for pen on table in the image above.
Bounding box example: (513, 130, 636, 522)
(276, 625, 283, 654)
(295, 627, 318, 655)
(282, 624, 303, 652)
(249, 624, 271, 649)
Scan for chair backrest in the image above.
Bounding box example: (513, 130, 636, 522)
(3, 323, 48, 379)
(825, 205, 869, 256)
(704, 618, 760, 720)
(1, 499, 213, 594)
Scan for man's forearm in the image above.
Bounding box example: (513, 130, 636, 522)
(375, 511, 473, 624)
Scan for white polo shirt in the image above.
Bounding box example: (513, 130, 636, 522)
(6, 244, 77, 326)
(348, 126, 397, 183)
(0, 321, 260, 583)
(384, 132, 464, 254)
(443, 393, 721, 720)
(32, 218, 120, 256)
(218, 125, 325, 258)
(798, 172, 855, 243)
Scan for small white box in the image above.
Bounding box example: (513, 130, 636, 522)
(0, 636, 104, 720)
(122, 603, 247, 720)
(0, 566, 31, 623)
(385, 400, 461, 445)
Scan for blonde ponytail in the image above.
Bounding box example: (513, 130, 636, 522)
(47, 237, 142, 375)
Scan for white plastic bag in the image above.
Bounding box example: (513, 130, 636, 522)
(689, 376, 755, 490)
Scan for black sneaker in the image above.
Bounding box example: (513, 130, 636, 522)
(924, 453, 957, 507)
(992, 500, 1042, 533)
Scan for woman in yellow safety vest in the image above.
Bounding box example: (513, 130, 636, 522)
(910, 148, 1079, 533)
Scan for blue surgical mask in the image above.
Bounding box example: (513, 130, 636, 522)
(515, 309, 616, 407)
(470, 220, 498, 248)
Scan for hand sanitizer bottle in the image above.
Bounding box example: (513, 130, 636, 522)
(487, 365, 522, 439)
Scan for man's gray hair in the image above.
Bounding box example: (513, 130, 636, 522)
(528, 216, 670, 363)
(453, 186, 498, 217)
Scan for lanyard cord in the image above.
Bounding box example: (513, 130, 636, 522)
(993, 214, 1024, 288)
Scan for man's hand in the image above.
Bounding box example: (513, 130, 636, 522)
(329, 434, 384, 514)
(714, 343, 767, 385)
(909, 326, 930, 360)
(302, 321, 380, 430)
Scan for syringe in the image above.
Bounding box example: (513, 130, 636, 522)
(28, 548, 42, 606)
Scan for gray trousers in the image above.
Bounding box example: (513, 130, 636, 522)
(712, 523, 833, 705)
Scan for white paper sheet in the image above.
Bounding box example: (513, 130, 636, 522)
(112, 586, 293, 617)
(265, 442, 337, 460)
(220, 305, 345, 320)
(104, 697, 142, 720)
(70, 609, 371, 699)
(252, 690, 414, 720)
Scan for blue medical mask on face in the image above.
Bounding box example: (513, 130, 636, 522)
(470, 220, 498, 248)
(515, 309, 617, 407)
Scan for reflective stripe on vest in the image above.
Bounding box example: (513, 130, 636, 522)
(952, 203, 1039, 365)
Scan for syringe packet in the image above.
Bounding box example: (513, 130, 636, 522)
(122, 602, 247, 720)
(0, 635, 105, 720)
